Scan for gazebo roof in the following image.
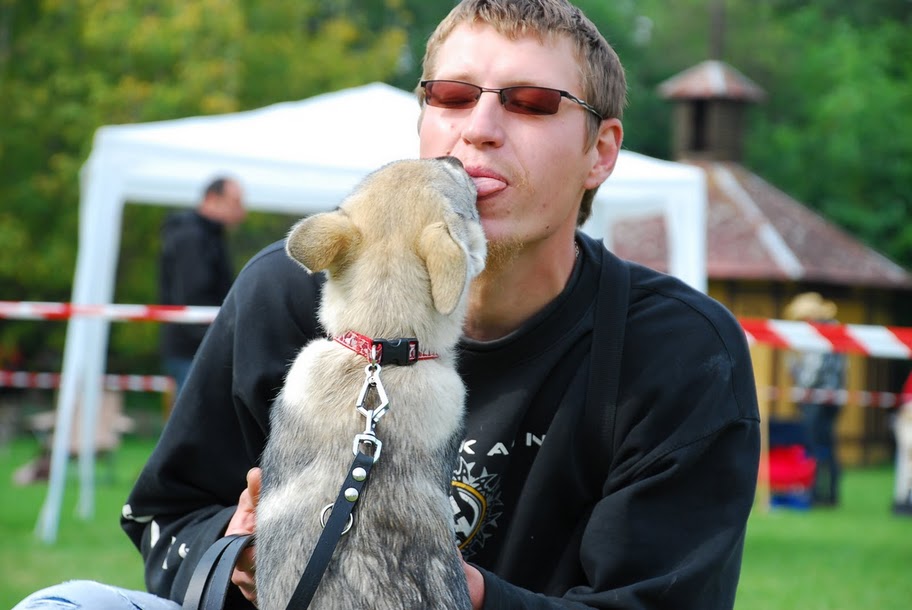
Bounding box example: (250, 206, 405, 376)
(658, 59, 767, 102)
(610, 161, 912, 290)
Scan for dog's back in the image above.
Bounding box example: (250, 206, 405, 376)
(256, 158, 485, 610)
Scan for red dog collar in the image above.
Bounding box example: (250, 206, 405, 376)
(334, 330, 438, 365)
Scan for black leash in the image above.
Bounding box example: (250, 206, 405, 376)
(285, 359, 388, 608)
(183, 354, 395, 610)
(181, 445, 379, 610)
(285, 449, 376, 608)
(182, 533, 255, 610)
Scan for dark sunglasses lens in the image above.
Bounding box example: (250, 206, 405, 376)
(502, 87, 562, 115)
(425, 81, 480, 109)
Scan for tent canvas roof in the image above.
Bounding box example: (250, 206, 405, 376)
(86, 82, 426, 211)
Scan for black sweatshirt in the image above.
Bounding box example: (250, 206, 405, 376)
(123, 232, 760, 609)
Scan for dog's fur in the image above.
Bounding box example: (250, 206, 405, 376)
(255, 157, 486, 610)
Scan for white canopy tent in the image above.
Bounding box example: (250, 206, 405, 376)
(36, 82, 706, 542)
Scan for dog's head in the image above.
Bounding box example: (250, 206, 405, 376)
(286, 157, 486, 349)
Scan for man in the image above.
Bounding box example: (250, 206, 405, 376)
(13, 1, 759, 608)
(784, 292, 847, 506)
(158, 176, 246, 395)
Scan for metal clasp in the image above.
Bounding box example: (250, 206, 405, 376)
(353, 432, 382, 462)
(354, 364, 389, 421)
(352, 364, 388, 463)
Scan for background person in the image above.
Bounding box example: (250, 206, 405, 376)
(13, 2, 760, 609)
(890, 368, 912, 513)
(158, 176, 246, 397)
(785, 291, 848, 507)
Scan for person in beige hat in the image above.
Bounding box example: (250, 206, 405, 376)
(784, 291, 838, 322)
(785, 292, 847, 506)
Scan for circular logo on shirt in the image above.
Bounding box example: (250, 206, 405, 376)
(450, 457, 503, 558)
(451, 481, 485, 548)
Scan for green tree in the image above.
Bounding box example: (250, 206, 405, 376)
(594, 0, 912, 270)
(0, 0, 408, 372)
(742, 7, 912, 265)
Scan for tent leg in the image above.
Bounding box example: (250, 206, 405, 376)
(34, 330, 86, 543)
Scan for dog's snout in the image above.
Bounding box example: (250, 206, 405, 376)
(437, 156, 464, 170)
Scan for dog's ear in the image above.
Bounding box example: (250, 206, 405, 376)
(418, 221, 468, 315)
(286, 211, 360, 274)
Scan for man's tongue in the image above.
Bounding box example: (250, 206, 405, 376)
(471, 176, 507, 198)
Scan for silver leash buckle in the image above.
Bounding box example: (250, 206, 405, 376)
(352, 432, 382, 462)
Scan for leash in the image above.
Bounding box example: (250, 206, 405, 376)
(285, 333, 438, 605)
(183, 334, 427, 609)
(286, 449, 376, 608)
(285, 357, 389, 608)
(182, 533, 255, 610)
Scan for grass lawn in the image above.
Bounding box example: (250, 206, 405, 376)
(1, 436, 910, 609)
(739, 466, 911, 610)
(0, 438, 151, 608)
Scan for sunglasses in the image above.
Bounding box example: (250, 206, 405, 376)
(420, 79, 604, 120)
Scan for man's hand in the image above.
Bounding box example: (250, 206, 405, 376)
(462, 556, 485, 609)
(226, 467, 262, 606)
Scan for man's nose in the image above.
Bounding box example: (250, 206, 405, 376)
(460, 93, 506, 147)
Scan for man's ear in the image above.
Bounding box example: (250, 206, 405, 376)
(418, 221, 467, 315)
(286, 212, 360, 274)
(584, 118, 624, 190)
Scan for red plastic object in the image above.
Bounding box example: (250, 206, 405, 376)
(768, 445, 816, 492)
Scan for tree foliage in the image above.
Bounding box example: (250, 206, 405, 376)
(0, 0, 408, 370)
(581, 0, 912, 270)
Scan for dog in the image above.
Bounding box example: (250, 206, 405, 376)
(255, 157, 486, 610)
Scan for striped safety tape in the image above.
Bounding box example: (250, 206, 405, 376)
(740, 318, 912, 360)
(764, 386, 904, 409)
(1, 369, 905, 407)
(0, 301, 219, 323)
(2, 302, 912, 359)
(0, 370, 175, 393)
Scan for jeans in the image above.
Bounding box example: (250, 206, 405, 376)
(12, 581, 180, 610)
(799, 402, 841, 505)
(163, 356, 194, 398)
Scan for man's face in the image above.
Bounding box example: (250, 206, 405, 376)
(418, 23, 609, 249)
(219, 181, 246, 226)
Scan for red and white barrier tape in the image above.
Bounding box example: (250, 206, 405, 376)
(2, 301, 912, 359)
(0, 301, 219, 324)
(765, 386, 907, 409)
(2, 369, 906, 406)
(740, 318, 912, 360)
(0, 370, 175, 393)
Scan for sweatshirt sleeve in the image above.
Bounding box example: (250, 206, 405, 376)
(475, 289, 761, 609)
(121, 241, 321, 604)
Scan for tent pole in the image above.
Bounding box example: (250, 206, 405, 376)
(35, 320, 87, 543)
(77, 318, 107, 519)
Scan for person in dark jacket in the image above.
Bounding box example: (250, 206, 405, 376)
(784, 292, 847, 506)
(12, 1, 760, 609)
(158, 176, 246, 396)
